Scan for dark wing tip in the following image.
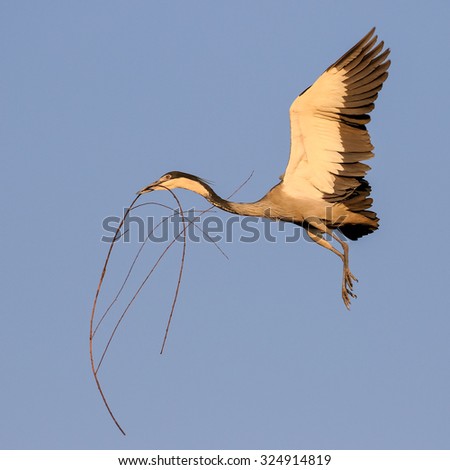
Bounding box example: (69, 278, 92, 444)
(327, 28, 379, 72)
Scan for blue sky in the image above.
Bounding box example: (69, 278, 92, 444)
(2, 0, 450, 449)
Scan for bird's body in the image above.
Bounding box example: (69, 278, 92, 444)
(140, 28, 390, 308)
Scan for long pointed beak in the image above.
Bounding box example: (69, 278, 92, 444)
(137, 183, 156, 195)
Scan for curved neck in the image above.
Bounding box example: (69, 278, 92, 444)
(174, 176, 274, 217)
(202, 184, 271, 217)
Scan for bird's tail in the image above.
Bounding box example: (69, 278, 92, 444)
(338, 211, 379, 240)
(336, 179, 379, 240)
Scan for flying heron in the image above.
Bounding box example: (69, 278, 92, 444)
(139, 28, 390, 308)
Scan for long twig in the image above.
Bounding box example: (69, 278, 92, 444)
(93, 213, 170, 338)
(95, 189, 187, 372)
(93, 204, 227, 338)
(90, 172, 255, 435)
(89, 194, 140, 436)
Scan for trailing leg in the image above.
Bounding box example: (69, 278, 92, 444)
(306, 226, 358, 309)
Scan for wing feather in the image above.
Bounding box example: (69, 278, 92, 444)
(283, 28, 390, 200)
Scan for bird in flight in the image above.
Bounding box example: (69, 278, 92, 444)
(139, 28, 390, 308)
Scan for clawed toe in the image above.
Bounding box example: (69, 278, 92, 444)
(342, 269, 358, 309)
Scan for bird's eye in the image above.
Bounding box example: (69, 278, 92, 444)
(162, 174, 172, 181)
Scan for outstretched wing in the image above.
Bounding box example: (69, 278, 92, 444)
(282, 28, 390, 201)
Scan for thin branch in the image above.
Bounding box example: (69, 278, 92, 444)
(95, 189, 186, 372)
(89, 194, 140, 436)
(89, 171, 255, 435)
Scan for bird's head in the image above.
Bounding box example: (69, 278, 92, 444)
(138, 171, 211, 197)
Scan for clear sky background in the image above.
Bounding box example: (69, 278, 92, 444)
(2, 0, 450, 450)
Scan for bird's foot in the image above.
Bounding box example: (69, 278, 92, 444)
(341, 268, 358, 310)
